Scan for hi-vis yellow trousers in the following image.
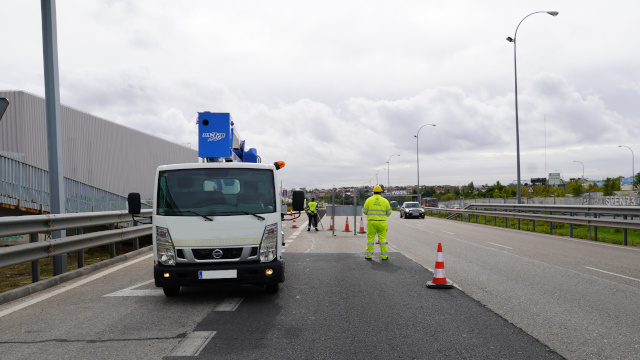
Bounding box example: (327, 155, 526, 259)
(365, 221, 388, 260)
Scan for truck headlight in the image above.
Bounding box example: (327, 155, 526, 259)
(156, 226, 176, 266)
(260, 223, 278, 262)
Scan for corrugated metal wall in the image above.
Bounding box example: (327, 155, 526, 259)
(0, 90, 198, 201)
(0, 155, 143, 213)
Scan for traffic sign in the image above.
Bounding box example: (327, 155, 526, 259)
(0, 98, 8, 121)
(528, 187, 534, 193)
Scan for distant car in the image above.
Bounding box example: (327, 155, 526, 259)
(451, 205, 461, 210)
(437, 205, 446, 209)
(400, 202, 425, 219)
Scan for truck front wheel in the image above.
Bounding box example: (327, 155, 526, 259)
(163, 286, 180, 297)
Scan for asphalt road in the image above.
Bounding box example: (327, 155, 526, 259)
(0, 211, 638, 359)
(284, 213, 640, 359)
(178, 253, 559, 359)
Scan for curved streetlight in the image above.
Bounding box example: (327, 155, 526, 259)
(375, 168, 385, 186)
(573, 160, 585, 181)
(618, 145, 635, 180)
(387, 154, 400, 191)
(415, 124, 436, 205)
(506, 10, 559, 204)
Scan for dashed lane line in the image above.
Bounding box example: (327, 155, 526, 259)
(586, 267, 640, 283)
(168, 331, 216, 357)
(104, 282, 247, 311)
(282, 221, 308, 252)
(486, 242, 514, 250)
(104, 280, 163, 297)
(213, 297, 244, 311)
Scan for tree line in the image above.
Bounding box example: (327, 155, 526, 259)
(305, 173, 640, 205)
(420, 173, 640, 201)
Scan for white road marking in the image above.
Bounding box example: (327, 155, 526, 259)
(104, 280, 164, 297)
(0, 254, 153, 319)
(105, 281, 245, 312)
(486, 242, 513, 250)
(303, 236, 316, 253)
(586, 267, 640, 282)
(293, 221, 308, 236)
(213, 297, 244, 311)
(168, 331, 216, 357)
(442, 231, 454, 235)
(284, 221, 308, 249)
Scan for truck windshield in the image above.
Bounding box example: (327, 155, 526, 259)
(157, 168, 276, 216)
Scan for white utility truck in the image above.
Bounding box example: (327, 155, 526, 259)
(128, 112, 288, 296)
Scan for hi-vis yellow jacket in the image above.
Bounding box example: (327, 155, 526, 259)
(362, 194, 391, 220)
(306, 201, 318, 214)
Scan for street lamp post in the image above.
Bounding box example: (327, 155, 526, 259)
(506, 10, 559, 204)
(375, 168, 385, 186)
(387, 154, 400, 191)
(618, 145, 635, 180)
(415, 124, 436, 205)
(573, 160, 585, 181)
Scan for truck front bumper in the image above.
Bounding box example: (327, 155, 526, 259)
(154, 260, 285, 288)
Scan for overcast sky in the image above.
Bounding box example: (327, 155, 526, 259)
(2, 1, 640, 190)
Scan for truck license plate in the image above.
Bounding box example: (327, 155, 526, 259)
(198, 270, 237, 279)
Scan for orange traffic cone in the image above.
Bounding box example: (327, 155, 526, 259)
(329, 216, 334, 230)
(358, 217, 366, 234)
(342, 217, 350, 232)
(292, 214, 298, 229)
(426, 242, 454, 289)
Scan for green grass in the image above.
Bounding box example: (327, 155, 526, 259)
(426, 211, 640, 247)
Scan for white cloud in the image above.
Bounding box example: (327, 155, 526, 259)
(2, 0, 640, 190)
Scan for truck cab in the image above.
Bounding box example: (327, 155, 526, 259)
(128, 112, 286, 296)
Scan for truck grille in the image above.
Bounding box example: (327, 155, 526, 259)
(192, 247, 244, 260)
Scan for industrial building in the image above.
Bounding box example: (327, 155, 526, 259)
(0, 90, 197, 215)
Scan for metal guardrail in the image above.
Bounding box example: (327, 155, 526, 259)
(0, 210, 153, 269)
(426, 204, 640, 245)
(467, 203, 640, 217)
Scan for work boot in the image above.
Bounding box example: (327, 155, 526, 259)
(315, 228, 318, 231)
(307, 228, 310, 231)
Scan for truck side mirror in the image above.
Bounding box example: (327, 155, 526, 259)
(291, 191, 305, 212)
(128, 192, 142, 214)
